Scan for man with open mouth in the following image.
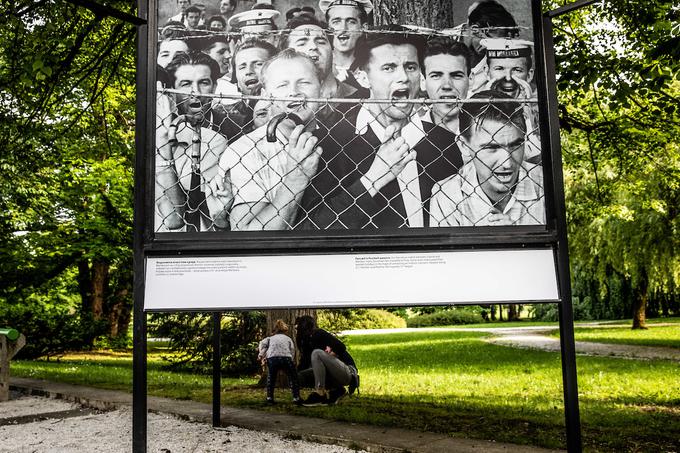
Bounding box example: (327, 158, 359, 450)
(430, 91, 545, 227)
(221, 49, 326, 231)
(480, 38, 534, 100)
(460, 0, 519, 94)
(296, 25, 464, 229)
(221, 39, 278, 132)
(280, 15, 368, 121)
(477, 37, 541, 164)
(155, 51, 239, 232)
(319, 0, 373, 90)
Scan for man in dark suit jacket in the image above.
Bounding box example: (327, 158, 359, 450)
(296, 26, 463, 229)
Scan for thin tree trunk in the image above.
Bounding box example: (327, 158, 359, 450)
(90, 260, 109, 321)
(508, 304, 521, 321)
(632, 280, 648, 330)
(108, 287, 130, 337)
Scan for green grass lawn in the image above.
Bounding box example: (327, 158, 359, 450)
(12, 330, 680, 452)
(550, 323, 680, 349)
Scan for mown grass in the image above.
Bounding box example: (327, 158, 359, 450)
(12, 330, 680, 452)
(550, 323, 680, 349)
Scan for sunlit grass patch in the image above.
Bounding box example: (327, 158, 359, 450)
(552, 323, 680, 349)
(11, 328, 680, 452)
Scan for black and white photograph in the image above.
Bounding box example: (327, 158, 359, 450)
(153, 0, 546, 232)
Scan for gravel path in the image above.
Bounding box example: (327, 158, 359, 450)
(0, 394, 366, 453)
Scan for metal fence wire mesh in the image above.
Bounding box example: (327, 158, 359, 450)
(154, 27, 546, 232)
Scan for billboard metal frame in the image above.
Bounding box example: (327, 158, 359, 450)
(132, 0, 587, 450)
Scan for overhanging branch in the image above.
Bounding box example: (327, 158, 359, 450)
(61, 0, 146, 25)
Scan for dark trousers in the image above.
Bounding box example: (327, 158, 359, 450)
(266, 356, 300, 400)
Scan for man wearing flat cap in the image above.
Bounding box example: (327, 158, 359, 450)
(228, 8, 280, 46)
(298, 25, 464, 229)
(319, 0, 372, 90)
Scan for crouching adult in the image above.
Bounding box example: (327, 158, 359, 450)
(295, 315, 359, 406)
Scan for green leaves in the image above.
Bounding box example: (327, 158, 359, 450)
(554, 0, 680, 317)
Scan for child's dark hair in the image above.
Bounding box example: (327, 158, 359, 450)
(295, 315, 316, 337)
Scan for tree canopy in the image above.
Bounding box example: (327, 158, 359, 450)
(547, 0, 679, 326)
(0, 0, 677, 355)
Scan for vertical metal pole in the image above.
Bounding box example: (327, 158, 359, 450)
(541, 14, 583, 453)
(212, 312, 222, 427)
(132, 305, 147, 452)
(133, 0, 150, 450)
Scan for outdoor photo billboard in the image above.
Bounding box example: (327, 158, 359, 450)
(143, 0, 562, 309)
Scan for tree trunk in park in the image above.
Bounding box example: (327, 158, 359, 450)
(107, 286, 130, 337)
(372, 0, 455, 28)
(632, 275, 648, 330)
(507, 304, 522, 321)
(78, 257, 133, 342)
(265, 309, 317, 344)
(90, 260, 109, 320)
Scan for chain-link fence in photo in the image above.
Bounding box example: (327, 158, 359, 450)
(153, 24, 546, 233)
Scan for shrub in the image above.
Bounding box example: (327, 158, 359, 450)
(149, 311, 266, 376)
(318, 309, 407, 332)
(406, 308, 484, 327)
(0, 294, 106, 359)
(531, 297, 595, 322)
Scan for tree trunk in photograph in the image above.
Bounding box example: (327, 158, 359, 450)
(261, 309, 317, 387)
(373, 0, 455, 27)
(632, 277, 648, 330)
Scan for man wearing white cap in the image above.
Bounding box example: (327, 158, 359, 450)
(477, 37, 541, 163)
(462, 0, 519, 94)
(480, 38, 534, 99)
(228, 8, 280, 46)
(319, 0, 373, 88)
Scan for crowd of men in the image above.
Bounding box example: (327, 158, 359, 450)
(154, 0, 546, 232)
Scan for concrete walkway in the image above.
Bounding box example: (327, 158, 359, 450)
(10, 377, 563, 453)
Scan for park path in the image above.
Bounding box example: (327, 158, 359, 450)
(343, 323, 680, 361)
